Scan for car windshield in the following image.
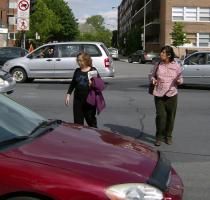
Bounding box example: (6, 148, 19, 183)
(0, 94, 45, 142)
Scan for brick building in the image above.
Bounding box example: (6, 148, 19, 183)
(0, 0, 17, 47)
(118, 0, 210, 57)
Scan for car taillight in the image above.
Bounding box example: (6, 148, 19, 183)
(104, 58, 110, 68)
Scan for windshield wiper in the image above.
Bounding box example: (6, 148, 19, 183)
(0, 136, 29, 146)
(29, 119, 62, 136)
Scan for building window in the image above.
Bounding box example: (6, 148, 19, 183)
(186, 33, 197, 46)
(8, 32, 16, 40)
(172, 7, 184, 21)
(185, 7, 197, 21)
(199, 33, 210, 47)
(8, 17, 16, 25)
(172, 7, 210, 22)
(199, 8, 210, 21)
(9, 0, 17, 9)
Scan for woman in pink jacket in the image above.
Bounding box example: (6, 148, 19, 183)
(149, 45, 183, 146)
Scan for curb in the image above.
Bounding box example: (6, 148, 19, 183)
(119, 59, 128, 62)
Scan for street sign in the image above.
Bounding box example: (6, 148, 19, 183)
(17, 0, 30, 18)
(17, 18, 29, 31)
(17, 0, 30, 31)
(18, 0, 30, 11)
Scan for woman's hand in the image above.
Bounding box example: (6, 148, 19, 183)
(152, 79, 158, 85)
(65, 94, 71, 106)
(176, 79, 182, 85)
(89, 79, 92, 86)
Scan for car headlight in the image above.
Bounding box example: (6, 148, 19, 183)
(105, 183, 163, 200)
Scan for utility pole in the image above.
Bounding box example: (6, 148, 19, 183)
(143, 0, 146, 50)
(132, 0, 152, 50)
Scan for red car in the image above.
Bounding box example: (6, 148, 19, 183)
(0, 93, 183, 200)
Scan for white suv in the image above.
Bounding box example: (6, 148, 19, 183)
(3, 42, 114, 83)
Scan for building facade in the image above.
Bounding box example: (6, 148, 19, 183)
(118, 0, 210, 56)
(0, 0, 17, 47)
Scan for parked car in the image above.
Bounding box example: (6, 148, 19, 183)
(181, 51, 210, 85)
(152, 57, 182, 65)
(152, 56, 161, 65)
(108, 47, 119, 60)
(0, 47, 28, 67)
(3, 42, 114, 83)
(0, 92, 183, 200)
(128, 50, 159, 64)
(0, 69, 16, 94)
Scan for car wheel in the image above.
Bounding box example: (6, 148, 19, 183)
(138, 58, 142, 64)
(12, 68, 27, 83)
(6, 197, 41, 200)
(128, 57, 133, 63)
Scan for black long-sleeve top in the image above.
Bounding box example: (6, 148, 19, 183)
(67, 67, 97, 98)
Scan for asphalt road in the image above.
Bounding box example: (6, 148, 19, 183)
(10, 60, 210, 200)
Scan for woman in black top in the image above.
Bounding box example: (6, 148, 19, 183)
(65, 52, 98, 128)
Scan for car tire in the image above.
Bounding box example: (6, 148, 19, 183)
(11, 68, 27, 83)
(128, 57, 133, 63)
(6, 197, 41, 200)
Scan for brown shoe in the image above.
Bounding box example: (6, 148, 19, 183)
(166, 138, 172, 145)
(154, 139, 161, 146)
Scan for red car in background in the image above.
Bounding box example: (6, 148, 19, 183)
(0, 93, 183, 200)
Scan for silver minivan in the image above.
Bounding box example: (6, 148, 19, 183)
(3, 42, 114, 83)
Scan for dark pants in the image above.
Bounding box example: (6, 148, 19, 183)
(154, 95, 177, 140)
(73, 96, 97, 128)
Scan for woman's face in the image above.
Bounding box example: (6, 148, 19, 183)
(160, 50, 170, 63)
(77, 55, 85, 68)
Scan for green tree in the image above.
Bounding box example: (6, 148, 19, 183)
(170, 22, 189, 46)
(95, 30, 112, 47)
(27, 0, 61, 43)
(126, 26, 142, 54)
(118, 26, 142, 55)
(77, 15, 112, 47)
(111, 30, 118, 48)
(86, 15, 105, 31)
(44, 0, 79, 41)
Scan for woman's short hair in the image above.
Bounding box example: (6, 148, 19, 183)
(160, 45, 175, 62)
(77, 52, 92, 67)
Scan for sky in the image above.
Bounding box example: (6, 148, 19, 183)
(66, 0, 122, 30)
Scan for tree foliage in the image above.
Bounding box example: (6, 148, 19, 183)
(44, 0, 79, 41)
(77, 15, 112, 47)
(27, 0, 78, 43)
(118, 26, 142, 55)
(170, 22, 189, 46)
(126, 26, 142, 54)
(27, 0, 61, 43)
(86, 15, 105, 31)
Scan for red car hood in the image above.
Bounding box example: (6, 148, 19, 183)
(5, 123, 158, 184)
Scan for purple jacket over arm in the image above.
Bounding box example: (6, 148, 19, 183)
(86, 77, 105, 114)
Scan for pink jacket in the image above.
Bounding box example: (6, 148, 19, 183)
(149, 61, 183, 97)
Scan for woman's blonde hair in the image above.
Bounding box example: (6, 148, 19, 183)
(77, 52, 92, 67)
